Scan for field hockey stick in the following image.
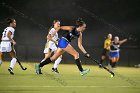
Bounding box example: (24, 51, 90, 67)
(16, 58, 27, 70)
(13, 46, 27, 70)
(90, 57, 115, 76)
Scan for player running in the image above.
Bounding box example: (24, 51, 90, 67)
(0, 18, 17, 75)
(40, 20, 62, 74)
(35, 18, 90, 76)
(109, 36, 127, 68)
(99, 34, 112, 68)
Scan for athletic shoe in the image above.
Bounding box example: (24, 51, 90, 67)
(52, 68, 59, 74)
(80, 69, 90, 76)
(99, 64, 103, 68)
(8, 67, 14, 75)
(35, 64, 42, 74)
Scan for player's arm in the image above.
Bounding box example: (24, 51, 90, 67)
(46, 27, 60, 43)
(51, 26, 60, 35)
(119, 39, 127, 45)
(7, 31, 16, 45)
(47, 34, 57, 44)
(60, 26, 74, 31)
(78, 32, 90, 58)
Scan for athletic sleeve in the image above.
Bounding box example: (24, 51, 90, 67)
(49, 28, 55, 35)
(8, 27, 15, 34)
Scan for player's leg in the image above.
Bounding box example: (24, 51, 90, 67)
(35, 48, 64, 74)
(112, 56, 119, 68)
(8, 50, 17, 75)
(99, 49, 106, 67)
(63, 44, 90, 76)
(111, 58, 117, 68)
(52, 55, 62, 73)
(40, 48, 64, 68)
(116, 56, 119, 62)
(35, 48, 52, 74)
(99, 55, 105, 68)
(41, 48, 52, 62)
(111, 51, 120, 68)
(108, 51, 116, 69)
(0, 42, 4, 66)
(52, 46, 62, 73)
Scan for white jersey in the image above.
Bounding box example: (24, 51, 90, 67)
(44, 28, 59, 53)
(0, 27, 15, 52)
(1, 27, 15, 41)
(49, 28, 58, 42)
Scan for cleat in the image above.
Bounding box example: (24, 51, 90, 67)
(52, 68, 59, 74)
(35, 64, 42, 74)
(80, 69, 90, 76)
(99, 64, 103, 68)
(8, 67, 14, 75)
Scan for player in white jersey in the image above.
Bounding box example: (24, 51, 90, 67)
(0, 18, 17, 75)
(38, 20, 62, 74)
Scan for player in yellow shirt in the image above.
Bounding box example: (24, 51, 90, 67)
(99, 34, 112, 68)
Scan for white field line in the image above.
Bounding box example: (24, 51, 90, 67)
(0, 85, 135, 88)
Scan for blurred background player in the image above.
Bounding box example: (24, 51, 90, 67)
(99, 34, 112, 68)
(109, 36, 127, 68)
(35, 18, 90, 76)
(40, 20, 62, 74)
(0, 18, 17, 75)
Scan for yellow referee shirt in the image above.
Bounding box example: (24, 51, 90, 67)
(104, 39, 111, 50)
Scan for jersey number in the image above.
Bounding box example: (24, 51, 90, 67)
(3, 29, 7, 37)
(3, 31, 7, 37)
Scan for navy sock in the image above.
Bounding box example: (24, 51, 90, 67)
(109, 61, 116, 68)
(100, 59, 104, 64)
(109, 61, 113, 67)
(112, 62, 116, 68)
(39, 58, 52, 67)
(75, 58, 83, 72)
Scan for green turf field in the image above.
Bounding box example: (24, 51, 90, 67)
(0, 62, 140, 93)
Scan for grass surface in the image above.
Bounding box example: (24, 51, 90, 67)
(0, 62, 140, 93)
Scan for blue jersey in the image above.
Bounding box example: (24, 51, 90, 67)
(58, 26, 80, 48)
(63, 26, 80, 42)
(110, 42, 120, 52)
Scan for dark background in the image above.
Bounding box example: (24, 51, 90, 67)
(0, 0, 140, 66)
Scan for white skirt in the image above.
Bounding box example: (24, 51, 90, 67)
(0, 41, 13, 52)
(43, 41, 57, 53)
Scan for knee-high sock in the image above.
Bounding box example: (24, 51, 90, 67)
(109, 60, 116, 68)
(39, 58, 52, 67)
(53, 57, 62, 69)
(109, 60, 113, 66)
(112, 62, 116, 68)
(75, 58, 83, 72)
(10, 58, 17, 69)
(99, 59, 104, 64)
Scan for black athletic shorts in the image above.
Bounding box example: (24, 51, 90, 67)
(102, 48, 109, 56)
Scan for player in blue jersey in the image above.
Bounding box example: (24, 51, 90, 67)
(109, 36, 127, 68)
(35, 18, 90, 76)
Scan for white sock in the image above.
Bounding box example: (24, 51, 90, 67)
(10, 58, 17, 69)
(53, 57, 62, 69)
(0, 60, 2, 65)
